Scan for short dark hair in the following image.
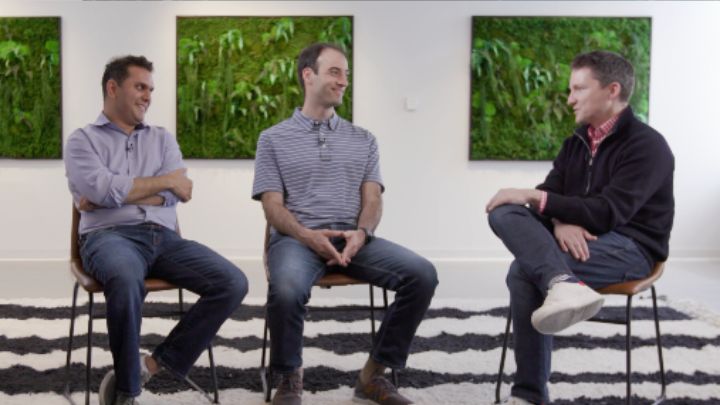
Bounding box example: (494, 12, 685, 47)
(296, 43, 347, 92)
(571, 51, 635, 102)
(101, 55, 154, 98)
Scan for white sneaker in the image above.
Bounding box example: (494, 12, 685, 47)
(98, 369, 116, 405)
(99, 354, 155, 405)
(531, 282, 604, 334)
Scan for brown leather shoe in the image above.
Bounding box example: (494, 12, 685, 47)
(272, 368, 303, 405)
(353, 375, 413, 404)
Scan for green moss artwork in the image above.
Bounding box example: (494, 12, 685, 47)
(177, 16, 353, 159)
(0, 17, 61, 159)
(470, 17, 651, 160)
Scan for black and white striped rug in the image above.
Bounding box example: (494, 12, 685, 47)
(1, 296, 719, 404)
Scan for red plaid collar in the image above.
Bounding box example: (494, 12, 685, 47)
(587, 114, 620, 156)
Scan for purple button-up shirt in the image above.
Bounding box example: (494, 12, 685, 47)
(64, 113, 185, 234)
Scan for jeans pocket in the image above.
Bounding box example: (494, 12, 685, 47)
(81, 226, 114, 247)
(79, 226, 117, 265)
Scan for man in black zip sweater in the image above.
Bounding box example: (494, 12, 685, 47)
(485, 51, 674, 405)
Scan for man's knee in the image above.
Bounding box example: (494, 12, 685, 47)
(232, 269, 249, 298)
(397, 256, 438, 298)
(487, 204, 529, 233)
(267, 276, 311, 312)
(210, 251, 249, 295)
(222, 267, 248, 308)
(414, 258, 439, 295)
(183, 240, 249, 300)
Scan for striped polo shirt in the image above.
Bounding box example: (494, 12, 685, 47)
(252, 108, 384, 229)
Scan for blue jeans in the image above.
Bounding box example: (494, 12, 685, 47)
(488, 205, 650, 404)
(266, 224, 438, 373)
(80, 223, 248, 397)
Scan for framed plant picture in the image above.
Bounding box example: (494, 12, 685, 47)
(177, 16, 353, 159)
(0, 17, 61, 159)
(470, 17, 651, 160)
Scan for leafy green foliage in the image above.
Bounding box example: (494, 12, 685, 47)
(0, 17, 61, 159)
(470, 17, 651, 160)
(177, 16, 353, 159)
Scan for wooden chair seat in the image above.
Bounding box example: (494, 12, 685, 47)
(70, 259, 179, 293)
(315, 272, 367, 288)
(597, 262, 664, 296)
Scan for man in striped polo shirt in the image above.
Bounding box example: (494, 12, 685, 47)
(485, 51, 674, 404)
(252, 43, 438, 405)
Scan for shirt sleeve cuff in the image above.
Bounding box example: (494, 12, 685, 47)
(105, 175, 134, 207)
(537, 191, 548, 214)
(158, 190, 179, 207)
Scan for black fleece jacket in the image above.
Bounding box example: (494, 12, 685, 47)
(537, 107, 674, 266)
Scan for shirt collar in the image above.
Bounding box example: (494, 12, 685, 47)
(588, 112, 621, 141)
(91, 112, 149, 132)
(292, 107, 340, 131)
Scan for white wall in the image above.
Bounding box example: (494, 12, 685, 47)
(0, 1, 718, 298)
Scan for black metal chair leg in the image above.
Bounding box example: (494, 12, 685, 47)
(178, 288, 184, 314)
(379, 288, 398, 386)
(369, 285, 377, 338)
(207, 343, 220, 403)
(64, 283, 79, 403)
(184, 375, 215, 403)
(260, 305, 271, 403)
(178, 288, 218, 403)
(266, 367, 273, 403)
(390, 367, 398, 387)
(495, 306, 512, 404)
(368, 286, 399, 386)
(625, 295, 633, 405)
(652, 286, 666, 404)
(86, 293, 94, 405)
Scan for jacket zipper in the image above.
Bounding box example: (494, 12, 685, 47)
(573, 127, 618, 196)
(585, 156, 594, 195)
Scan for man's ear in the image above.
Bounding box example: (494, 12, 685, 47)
(106, 79, 119, 99)
(302, 67, 314, 88)
(608, 81, 622, 100)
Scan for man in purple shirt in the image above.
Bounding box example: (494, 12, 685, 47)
(64, 55, 248, 405)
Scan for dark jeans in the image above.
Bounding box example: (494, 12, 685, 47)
(80, 223, 248, 397)
(266, 223, 438, 373)
(488, 205, 650, 404)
